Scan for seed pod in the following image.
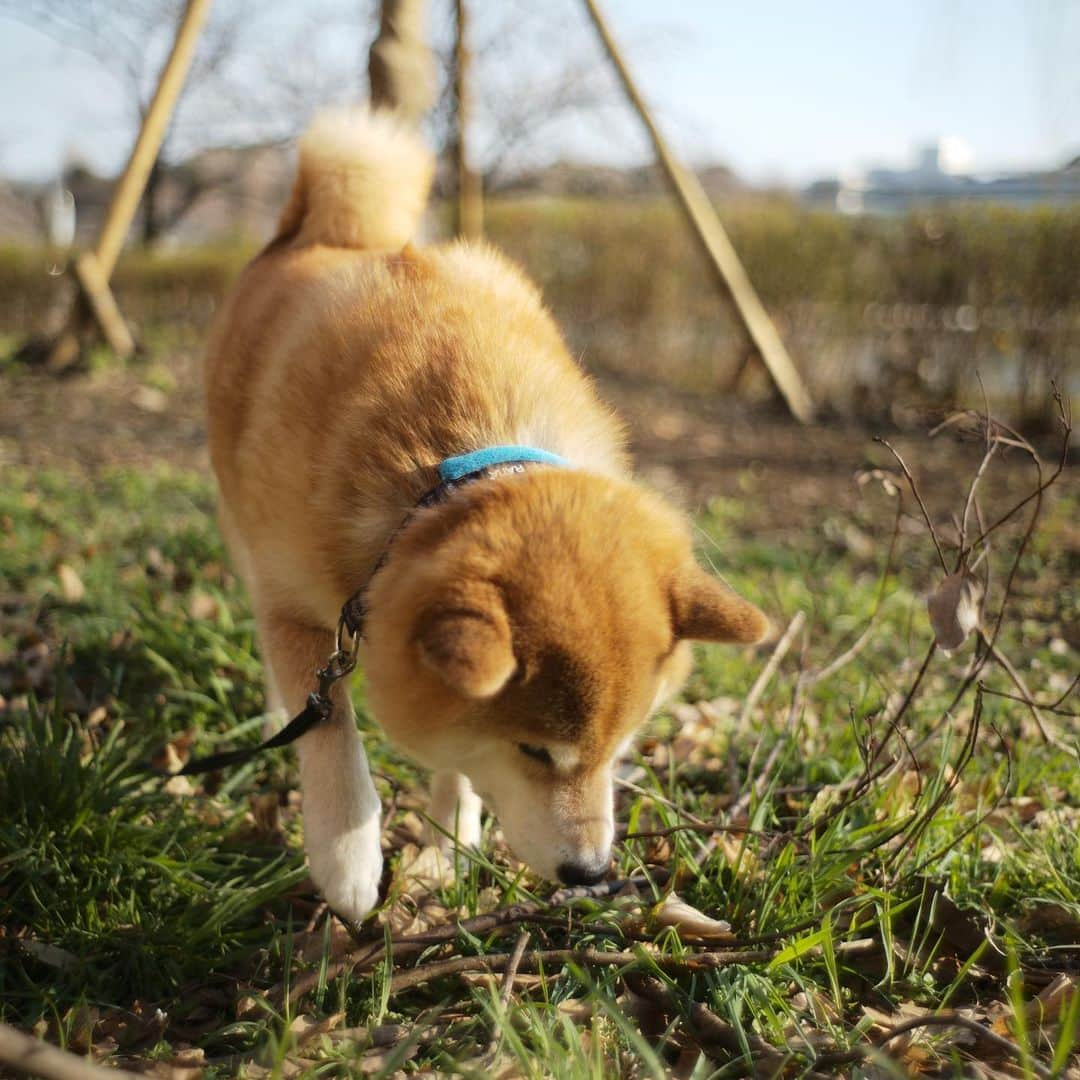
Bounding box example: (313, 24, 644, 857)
(927, 569, 984, 652)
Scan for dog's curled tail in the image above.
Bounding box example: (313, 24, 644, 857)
(275, 108, 434, 251)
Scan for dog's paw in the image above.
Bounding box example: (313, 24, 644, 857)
(307, 830, 384, 924)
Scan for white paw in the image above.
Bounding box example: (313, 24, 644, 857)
(307, 829, 384, 923)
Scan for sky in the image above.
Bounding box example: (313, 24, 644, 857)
(1, 0, 1077, 186)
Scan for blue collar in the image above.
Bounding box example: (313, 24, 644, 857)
(340, 445, 570, 639)
(438, 445, 570, 483)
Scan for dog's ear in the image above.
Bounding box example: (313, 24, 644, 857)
(670, 562, 770, 644)
(415, 584, 516, 699)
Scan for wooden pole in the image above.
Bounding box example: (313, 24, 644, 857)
(581, 0, 815, 424)
(40, 0, 212, 369)
(452, 0, 483, 240)
(73, 252, 136, 357)
(94, 0, 213, 280)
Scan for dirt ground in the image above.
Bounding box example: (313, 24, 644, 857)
(3, 345, 1073, 543)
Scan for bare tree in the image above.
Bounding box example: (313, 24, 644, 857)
(427, 0, 635, 190)
(4, 0, 373, 244)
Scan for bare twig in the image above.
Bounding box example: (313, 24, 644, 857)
(980, 674, 1080, 718)
(739, 610, 806, 727)
(965, 386, 1071, 552)
(0, 1022, 144, 1080)
(872, 1012, 1053, 1079)
(979, 630, 1054, 742)
(624, 973, 790, 1073)
(874, 437, 949, 572)
(484, 929, 531, 1058)
(388, 945, 772, 994)
(287, 876, 664, 1006)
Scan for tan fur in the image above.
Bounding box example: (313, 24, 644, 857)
(205, 109, 767, 918)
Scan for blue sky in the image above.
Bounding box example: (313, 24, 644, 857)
(1, 0, 1077, 185)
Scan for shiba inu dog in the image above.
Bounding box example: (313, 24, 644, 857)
(203, 109, 768, 922)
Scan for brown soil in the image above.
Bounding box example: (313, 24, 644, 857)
(2, 351, 1073, 539)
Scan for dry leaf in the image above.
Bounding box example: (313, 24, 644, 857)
(63, 1005, 100, 1054)
(251, 793, 281, 835)
(20, 939, 78, 971)
(289, 1012, 344, 1046)
(928, 569, 984, 652)
(394, 843, 456, 897)
(1025, 974, 1078, 1025)
(164, 775, 195, 797)
(57, 563, 85, 603)
(651, 892, 732, 939)
(557, 999, 594, 1022)
(188, 591, 220, 621)
(153, 732, 193, 774)
(132, 386, 168, 413)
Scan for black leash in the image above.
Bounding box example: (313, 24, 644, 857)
(173, 459, 545, 778)
(176, 618, 360, 776)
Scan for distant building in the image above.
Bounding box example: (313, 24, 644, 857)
(805, 140, 1080, 213)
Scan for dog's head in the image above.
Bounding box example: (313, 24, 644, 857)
(364, 470, 768, 884)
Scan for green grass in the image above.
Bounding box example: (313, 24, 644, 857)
(1, 462, 1078, 1076)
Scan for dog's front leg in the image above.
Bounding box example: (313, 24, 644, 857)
(260, 613, 383, 923)
(426, 770, 482, 851)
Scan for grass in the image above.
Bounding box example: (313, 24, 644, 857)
(1, 452, 1078, 1076)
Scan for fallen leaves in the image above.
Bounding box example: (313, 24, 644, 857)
(650, 892, 732, 940)
(56, 562, 86, 603)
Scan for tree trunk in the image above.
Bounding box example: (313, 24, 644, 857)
(142, 157, 163, 247)
(368, 0, 435, 126)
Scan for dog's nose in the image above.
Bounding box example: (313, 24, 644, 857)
(556, 860, 608, 886)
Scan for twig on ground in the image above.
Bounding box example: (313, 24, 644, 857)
(624, 973, 791, 1074)
(0, 1022, 144, 1080)
(287, 876, 665, 1006)
(484, 929, 531, 1059)
(388, 946, 773, 995)
(498, 930, 531, 1008)
(870, 1012, 1053, 1079)
(738, 610, 806, 729)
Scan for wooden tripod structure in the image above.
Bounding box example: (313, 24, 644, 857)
(27, 0, 814, 422)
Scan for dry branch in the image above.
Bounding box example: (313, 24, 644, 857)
(738, 610, 805, 727)
(0, 1022, 144, 1080)
(388, 945, 772, 995)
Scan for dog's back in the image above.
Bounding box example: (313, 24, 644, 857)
(204, 109, 627, 624)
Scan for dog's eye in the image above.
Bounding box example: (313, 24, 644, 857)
(517, 742, 553, 766)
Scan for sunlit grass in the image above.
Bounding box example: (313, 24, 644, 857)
(1, 463, 1076, 1075)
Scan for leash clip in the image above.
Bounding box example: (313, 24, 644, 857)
(314, 613, 362, 701)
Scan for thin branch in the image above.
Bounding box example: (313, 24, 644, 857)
(0, 1022, 144, 1080)
(965, 387, 1071, 551)
(287, 876, 664, 1006)
(485, 929, 530, 1058)
(388, 945, 773, 995)
(980, 674, 1079, 718)
(624, 973, 789, 1070)
(872, 1013, 1053, 1079)
(738, 609, 806, 727)
(874, 437, 949, 572)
